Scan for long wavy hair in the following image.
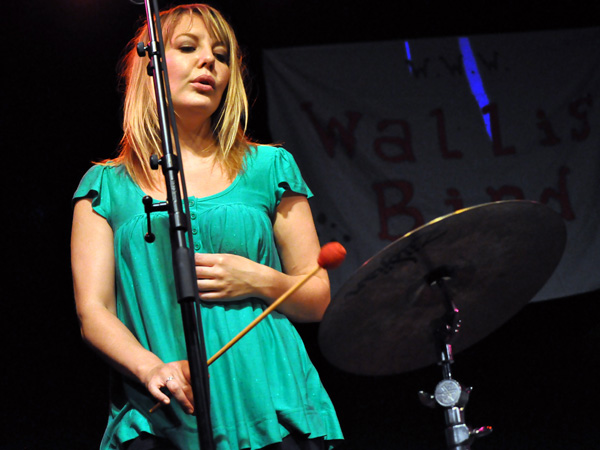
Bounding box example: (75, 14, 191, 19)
(104, 3, 253, 188)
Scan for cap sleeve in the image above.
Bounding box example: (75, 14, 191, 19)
(72, 164, 112, 221)
(271, 147, 313, 205)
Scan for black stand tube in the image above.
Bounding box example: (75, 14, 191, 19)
(136, 1, 215, 448)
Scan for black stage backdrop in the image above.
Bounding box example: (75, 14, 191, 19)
(3, 1, 599, 449)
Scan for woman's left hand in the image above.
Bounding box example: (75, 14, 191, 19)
(194, 195, 331, 322)
(195, 253, 266, 301)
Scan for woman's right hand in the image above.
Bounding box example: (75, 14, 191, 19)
(72, 200, 197, 416)
(144, 360, 195, 415)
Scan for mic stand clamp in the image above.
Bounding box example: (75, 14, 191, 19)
(418, 278, 492, 450)
(143, 194, 167, 243)
(143, 154, 174, 243)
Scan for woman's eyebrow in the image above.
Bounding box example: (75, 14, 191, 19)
(173, 32, 200, 41)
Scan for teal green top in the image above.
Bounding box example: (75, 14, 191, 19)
(73, 146, 343, 450)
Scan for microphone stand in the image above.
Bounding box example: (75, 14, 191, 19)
(135, 0, 215, 448)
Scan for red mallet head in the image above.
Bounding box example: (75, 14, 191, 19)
(317, 242, 347, 270)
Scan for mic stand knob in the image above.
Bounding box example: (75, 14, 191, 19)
(150, 154, 161, 170)
(136, 41, 147, 57)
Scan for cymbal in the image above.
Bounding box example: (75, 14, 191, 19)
(318, 200, 566, 375)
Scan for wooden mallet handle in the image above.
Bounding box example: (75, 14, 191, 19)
(208, 241, 346, 365)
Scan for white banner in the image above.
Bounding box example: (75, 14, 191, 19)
(263, 28, 600, 301)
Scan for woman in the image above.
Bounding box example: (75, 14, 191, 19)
(71, 4, 343, 450)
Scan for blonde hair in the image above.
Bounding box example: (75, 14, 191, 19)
(104, 3, 253, 188)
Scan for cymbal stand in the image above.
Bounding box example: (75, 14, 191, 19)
(418, 278, 492, 449)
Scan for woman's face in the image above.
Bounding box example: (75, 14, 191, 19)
(164, 15, 231, 123)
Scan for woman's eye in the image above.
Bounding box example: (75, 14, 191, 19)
(215, 53, 229, 64)
(179, 46, 196, 53)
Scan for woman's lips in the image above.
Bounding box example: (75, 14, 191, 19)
(191, 74, 215, 91)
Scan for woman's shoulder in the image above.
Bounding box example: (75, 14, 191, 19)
(73, 163, 145, 224)
(252, 144, 291, 154)
(242, 144, 310, 198)
(246, 144, 295, 166)
(80, 162, 127, 180)
(74, 163, 133, 201)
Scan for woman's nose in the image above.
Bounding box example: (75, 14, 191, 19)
(198, 47, 215, 68)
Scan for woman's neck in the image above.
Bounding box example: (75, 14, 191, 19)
(174, 118, 219, 162)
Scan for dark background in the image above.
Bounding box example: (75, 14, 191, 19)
(3, 1, 599, 449)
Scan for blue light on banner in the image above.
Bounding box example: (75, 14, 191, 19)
(459, 37, 492, 138)
(404, 40, 412, 74)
